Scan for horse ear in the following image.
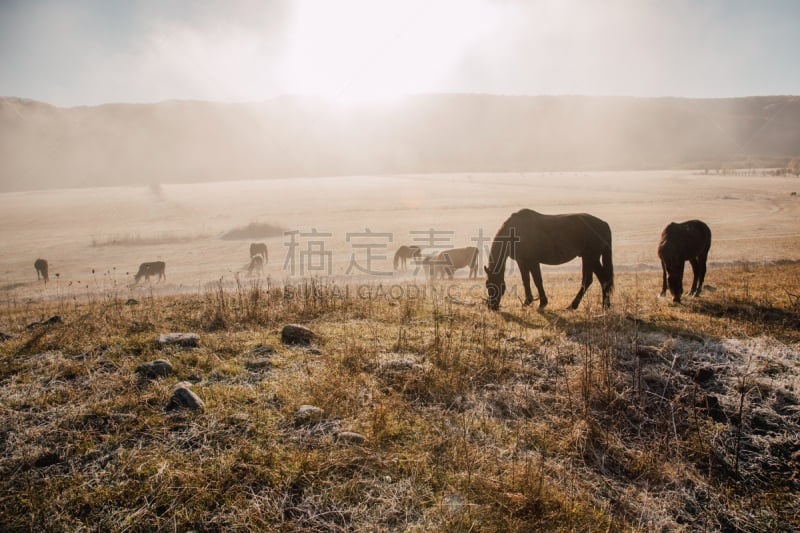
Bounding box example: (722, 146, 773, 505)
(484, 265, 490, 275)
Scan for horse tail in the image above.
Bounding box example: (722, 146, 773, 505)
(393, 249, 401, 270)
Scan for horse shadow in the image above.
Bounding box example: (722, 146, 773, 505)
(691, 299, 800, 330)
(498, 308, 568, 331)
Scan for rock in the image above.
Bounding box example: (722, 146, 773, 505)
(636, 345, 661, 358)
(698, 393, 727, 423)
(248, 345, 274, 356)
(693, 366, 715, 383)
(26, 315, 61, 329)
(337, 431, 366, 445)
(125, 298, 139, 305)
(33, 452, 60, 468)
(246, 359, 272, 371)
(379, 356, 423, 374)
(282, 324, 315, 346)
(294, 404, 325, 426)
(774, 388, 799, 415)
(166, 386, 205, 412)
(136, 359, 173, 379)
(157, 332, 200, 347)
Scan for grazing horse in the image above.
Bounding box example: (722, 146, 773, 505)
(658, 220, 711, 303)
(34, 258, 49, 283)
(393, 245, 422, 271)
(250, 243, 268, 264)
(485, 209, 614, 310)
(425, 246, 480, 279)
(248, 255, 264, 277)
(134, 261, 166, 283)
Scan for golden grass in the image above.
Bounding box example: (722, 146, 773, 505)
(1, 264, 799, 532)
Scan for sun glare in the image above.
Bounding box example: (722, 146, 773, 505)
(279, 0, 501, 104)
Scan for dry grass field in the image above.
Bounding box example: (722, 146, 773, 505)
(1, 171, 800, 531)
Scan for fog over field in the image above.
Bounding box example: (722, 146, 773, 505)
(2, 170, 799, 303)
(2, 95, 800, 192)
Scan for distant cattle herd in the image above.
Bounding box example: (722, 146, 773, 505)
(32, 212, 711, 310)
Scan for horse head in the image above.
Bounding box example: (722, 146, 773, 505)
(484, 265, 505, 311)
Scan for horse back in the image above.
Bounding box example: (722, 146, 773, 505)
(506, 211, 611, 265)
(659, 220, 711, 260)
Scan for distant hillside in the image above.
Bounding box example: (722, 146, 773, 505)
(1, 94, 799, 191)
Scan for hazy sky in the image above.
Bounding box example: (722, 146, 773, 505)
(1, 0, 798, 107)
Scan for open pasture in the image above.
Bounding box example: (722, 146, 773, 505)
(1, 170, 799, 304)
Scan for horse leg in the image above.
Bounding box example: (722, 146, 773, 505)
(530, 263, 548, 309)
(660, 260, 668, 297)
(688, 258, 700, 295)
(591, 258, 612, 308)
(670, 262, 685, 303)
(517, 266, 533, 306)
(570, 258, 594, 309)
(694, 253, 708, 296)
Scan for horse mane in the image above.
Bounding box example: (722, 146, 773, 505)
(487, 214, 518, 276)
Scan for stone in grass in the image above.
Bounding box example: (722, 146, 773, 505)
(136, 359, 173, 379)
(245, 345, 274, 371)
(294, 404, 325, 426)
(336, 431, 366, 445)
(246, 359, 272, 371)
(281, 324, 315, 346)
(26, 315, 62, 329)
(157, 332, 200, 348)
(166, 385, 205, 412)
(247, 345, 275, 357)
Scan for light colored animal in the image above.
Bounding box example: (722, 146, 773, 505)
(393, 245, 422, 271)
(34, 258, 49, 282)
(250, 242, 268, 264)
(134, 261, 166, 283)
(248, 254, 264, 277)
(425, 247, 479, 279)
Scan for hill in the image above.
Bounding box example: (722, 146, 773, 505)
(1, 94, 800, 191)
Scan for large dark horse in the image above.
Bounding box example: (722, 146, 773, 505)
(34, 258, 49, 283)
(485, 209, 614, 310)
(658, 220, 711, 303)
(393, 245, 422, 271)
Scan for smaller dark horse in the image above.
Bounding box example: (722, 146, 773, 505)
(134, 261, 166, 283)
(34, 258, 49, 283)
(485, 209, 614, 310)
(658, 220, 711, 303)
(393, 245, 422, 271)
(250, 243, 268, 265)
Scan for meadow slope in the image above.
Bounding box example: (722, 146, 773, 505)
(1, 264, 799, 531)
